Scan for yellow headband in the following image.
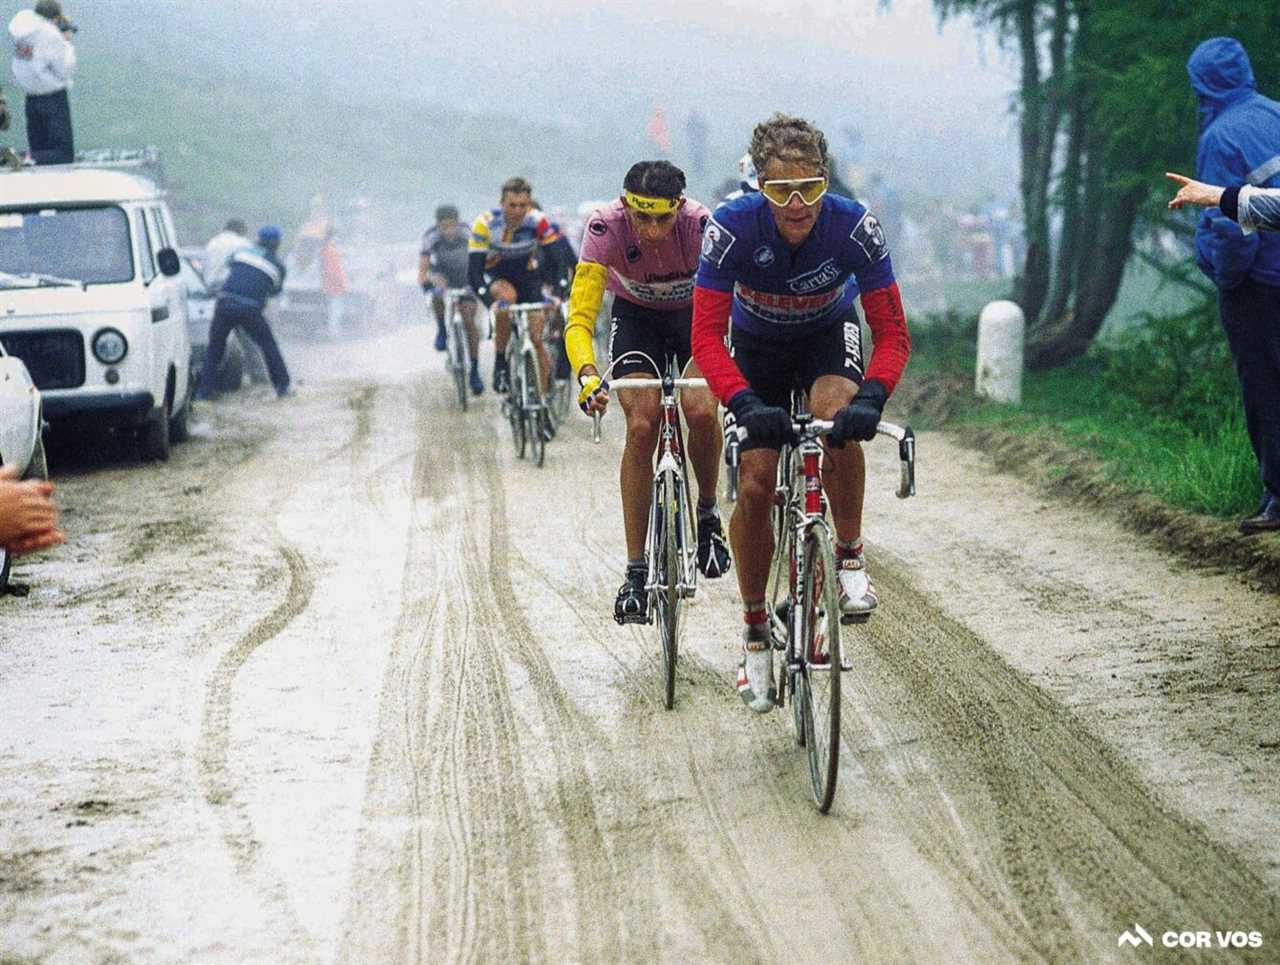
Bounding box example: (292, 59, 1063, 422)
(624, 191, 681, 215)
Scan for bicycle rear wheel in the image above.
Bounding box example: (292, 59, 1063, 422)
(799, 525, 841, 812)
(654, 471, 680, 709)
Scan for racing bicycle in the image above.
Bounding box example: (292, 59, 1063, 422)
(503, 301, 553, 467)
(593, 352, 701, 709)
(728, 398, 915, 812)
(441, 287, 472, 411)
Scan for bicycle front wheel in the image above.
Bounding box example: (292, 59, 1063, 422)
(799, 525, 841, 812)
(524, 354, 546, 467)
(508, 360, 526, 459)
(655, 471, 680, 709)
(451, 325, 468, 411)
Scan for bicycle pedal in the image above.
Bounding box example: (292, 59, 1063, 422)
(840, 612, 871, 626)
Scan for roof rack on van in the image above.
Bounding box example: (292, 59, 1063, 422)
(71, 147, 165, 186)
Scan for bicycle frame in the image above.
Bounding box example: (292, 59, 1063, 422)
(772, 414, 837, 676)
(507, 302, 548, 414)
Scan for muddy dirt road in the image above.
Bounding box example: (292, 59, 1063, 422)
(2, 325, 1279, 964)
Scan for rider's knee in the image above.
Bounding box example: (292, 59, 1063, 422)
(737, 465, 775, 510)
(624, 407, 661, 446)
(682, 398, 720, 434)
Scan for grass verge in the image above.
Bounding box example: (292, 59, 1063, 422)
(888, 309, 1280, 591)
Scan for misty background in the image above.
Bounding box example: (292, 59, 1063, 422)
(5, 0, 1019, 243)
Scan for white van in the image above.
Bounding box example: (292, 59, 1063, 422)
(0, 164, 192, 461)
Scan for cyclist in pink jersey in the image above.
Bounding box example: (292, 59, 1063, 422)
(565, 160, 730, 625)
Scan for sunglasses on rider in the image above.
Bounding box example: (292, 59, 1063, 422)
(760, 177, 829, 207)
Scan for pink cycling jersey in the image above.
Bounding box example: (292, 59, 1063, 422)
(578, 198, 710, 310)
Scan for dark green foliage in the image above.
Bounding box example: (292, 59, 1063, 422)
(1102, 297, 1237, 432)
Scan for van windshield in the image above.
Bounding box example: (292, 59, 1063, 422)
(0, 205, 134, 286)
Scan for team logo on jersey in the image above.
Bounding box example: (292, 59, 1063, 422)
(787, 258, 841, 294)
(753, 245, 775, 267)
(851, 212, 889, 262)
(625, 244, 642, 263)
(701, 218, 736, 266)
(588, 219, 608, 237)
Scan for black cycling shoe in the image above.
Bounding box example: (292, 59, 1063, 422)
(696, 513, 732, 578)
(493, 365, 509, 395)
(614, 571, 648, 625)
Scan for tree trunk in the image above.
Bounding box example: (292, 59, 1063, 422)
(1026, 187, 1143, 368)
(1045, 1, 1086, 323)
(1012, 0, 1067, 326)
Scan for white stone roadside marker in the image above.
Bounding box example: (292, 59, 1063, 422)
(975, 300, 1025, 405)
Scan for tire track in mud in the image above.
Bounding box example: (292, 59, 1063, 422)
(195, 541, 316, 950)
(846, 552, 1280, 961)
(193, 383, 377, 955)
(339, 379, 549, 964)
(512, 546, 778, 957)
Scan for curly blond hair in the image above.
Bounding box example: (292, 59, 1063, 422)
(748, 113, 829, 178)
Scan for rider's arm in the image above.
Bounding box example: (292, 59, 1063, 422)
(691, 285, 750, 405)
(859, 282, 911, 395)
(691, 210, 753, 405)
(467, 214, 496, 306)
(417, 253, 433, 289)
(846, 207, 910, 394)
(565, 261, 608, 377)
(467, 251, 494, 307)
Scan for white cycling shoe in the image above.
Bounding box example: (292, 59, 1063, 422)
(837, 554, 879, 615)
(736, 628, 776, 714)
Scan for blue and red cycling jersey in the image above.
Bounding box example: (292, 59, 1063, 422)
(692, 191, 910, 403)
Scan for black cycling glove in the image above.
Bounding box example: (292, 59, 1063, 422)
(728, 390, 793, 449)
(829, 379, 887, 448)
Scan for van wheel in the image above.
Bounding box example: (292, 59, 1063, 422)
(22, 433, 48, 481)
(140, 399, 171, 462)
(169, 394, 191, 443)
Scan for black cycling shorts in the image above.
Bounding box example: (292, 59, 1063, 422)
(608, 298, 693, 379)
(487, 269, 544, 305)
(730, 312, 865, 411)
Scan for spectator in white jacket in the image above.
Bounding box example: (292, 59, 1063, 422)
(203, 219, 251, 291)
(8, 0, 76, 164)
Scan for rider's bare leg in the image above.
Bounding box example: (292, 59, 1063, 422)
(730, 447, 780, 605)
(809, 374, 863, 546)
(617, 378, 662, 560)
(679, 358, 723, 505)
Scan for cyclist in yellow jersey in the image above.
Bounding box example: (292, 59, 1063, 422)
(566, 161, 730, 624)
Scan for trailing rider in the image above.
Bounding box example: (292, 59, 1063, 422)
(569, 160, 731, 624)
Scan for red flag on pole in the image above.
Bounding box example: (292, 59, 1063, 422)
(647, 104, 672, 154)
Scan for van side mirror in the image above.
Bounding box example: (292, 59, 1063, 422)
(157, 247, 180, 277)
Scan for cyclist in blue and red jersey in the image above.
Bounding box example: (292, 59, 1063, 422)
(691, 113, 911, 714)
(468, 176, 561, 399)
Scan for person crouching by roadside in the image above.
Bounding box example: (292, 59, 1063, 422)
(196, 226, 293, 400)
(8, 0, 76, 165)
